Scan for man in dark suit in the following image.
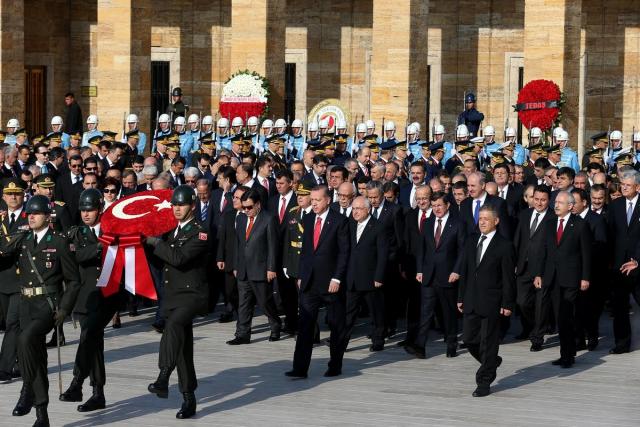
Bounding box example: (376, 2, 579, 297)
(304, 154, 329, 186)
(286, 185, 349, 378)
(255, 156, 277, 201)
(606, 170, 640, 354)
(227, 189, 282, 344)
(458, 171, 512, 239)
(513, 185, 556, 351)
(399, 162, 427, 209)
(55, 155, 84, 224)
(168, 157, 186, 188)
(534, 191, 591, 368)
(343, 196, 388, 351)
(493, 163, 524, 226)
(409, 191, 465, 358)
(235, 163, 269, 207)
(193, 179, 219, 315)
(210, 166, 236, 229)
(458, 204, 515, 397)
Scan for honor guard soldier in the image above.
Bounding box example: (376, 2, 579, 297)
(557, 130, 580, 172)
(187, 114, 201, 148)
(201, 115, 214, 135)
(2, 195, 81, 427)
(365, 120, 381, 143)
(332, 133, 351, 167)
(230, 117, 244, 137)
(153, 114, 172, 153)
(122, 130, 141, 168)
(173, 116, 195, 161)
(583, 131, 608, 168)
(605, 130, 624, 170)
(407, 124, 422, 161)
(81, 115, 102, 147)
(504, 127, 528, 165)
(458, 92, 485, 138)
(216, 117, 232, 151)
(246, 116, 260, 152)
(350, 123, 367, 155)
(166, 87, 188, 117)
(0, 178, 29, 383)
(258, 119, 274, 153)
(47, 116, 71, 149)
(145, 185, 209, 419)
(289, 119, 306, 160)
(5, 119, 20, 146)
(123, 114, 147, 154)
(59, 189, 108, 412)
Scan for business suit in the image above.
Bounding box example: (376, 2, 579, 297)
(194, 198, 220, 313)
(215, 210, 241, 317)
(55, 172, 84, 224)
(536, 214, 591, 363)
(458, 232, 515, 392)
(344, 216, 388, 348)
(234, 211, 281, 339)
(498, 183, 525, 228)
(415, 212, 465, 353)
(249, 180, 269, 207)
(293, 208, 349, 375)
(255, 175, 277, 200)
(513, 208, 556, 345)
(210, 188, 234, 230)
(168, 172, 184, 188)
(459, 194, 512, 239)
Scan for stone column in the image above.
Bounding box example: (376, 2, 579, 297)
(524, 0, 582, 146)
(0, 0, 25, 125)
(95, 0, 151, 137)
(230, 0, 285, 116)
(370, 0, 429, 127)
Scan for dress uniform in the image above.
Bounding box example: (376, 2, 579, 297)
(166, 87, 188, 118)
(1, 195, 81, 427)
(146, 185, 209, 420)
(457, 93, 485, 137)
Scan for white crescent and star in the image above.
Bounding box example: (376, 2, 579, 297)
(111, 195, 171, 220)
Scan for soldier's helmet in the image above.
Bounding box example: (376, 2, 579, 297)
(171, 185, 196, 206)
(78, 189, 104, 211)
(25, 195, 52, 215)
(172, 87, 183, 97)
(465, 92, 476, 103)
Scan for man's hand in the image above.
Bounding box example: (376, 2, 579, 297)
(54, 309, 68, 327)
(328, 280, 340, 293)
(457, 302, 463, 313)
(297, 279, 301, 290)
(233, 270, 237, 278)
(533, 276, 542, 289)
(267, 271, 277, 282)
(374, 281, 383, 288)
(580, 280, 590, 291)
(500, 308, 512, 317)
(620, 259, 639, 276)
(216, 261, 225, 270)
(145, 236, 160, 246)
(416, 273, 423, 283)
(448, 272, 460, 283)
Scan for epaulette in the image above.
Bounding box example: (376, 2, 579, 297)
(54, 201, 65, 206)
(289, 206, 301, 213)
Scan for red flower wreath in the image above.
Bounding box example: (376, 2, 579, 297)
(219, 101, 267, 121)
(515, 79, 562, 131)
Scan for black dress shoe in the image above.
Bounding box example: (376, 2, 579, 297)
(112, 316, 121, 329)
(77, 386, 106, 412)
(176, 392, 196, 419)
(472, 387, 490, 397)
(218, 312, 234, 323)
(269, 331, 281, 342)
(530, 342, 543, 352)
(369, 343, 384, 352)
(446, 348, 457, 358)
(396, 339, 409, 347)
(497, 356, 503, 368)
(33, 405, 50, 427)
(226, 337, 250, 345)
(404, 344, 425, 359)
(148, 367, 172, 399)
(59, 377, 83, 402)
(283, 327, 297, 336)
(12, 385, 33, 416)
(552, 357, 574, 368)
(0, 371, 12, 383)
(11, 367, 20, 378)
(284, 370, 307, 379)
(587, 337, 599, 351)
(459, 342, 467, 349)
(323, 368, 342, 377)
(609, 346, 630, 355)
(575, 340, 587, 351)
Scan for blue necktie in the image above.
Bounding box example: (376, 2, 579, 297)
(473, 200, 481, 225)
(627, 201, 633, 225)
(201, 202, 208, 222)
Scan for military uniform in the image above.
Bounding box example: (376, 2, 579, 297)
(282, 206, 305, 279)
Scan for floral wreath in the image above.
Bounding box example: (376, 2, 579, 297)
(219, 70, 270, 121)
(514, 79, 565, 132)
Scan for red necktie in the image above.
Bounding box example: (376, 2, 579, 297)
(313, 217, 322, 250)
(262, 178, 269, 191)
(434, 218, 442, 247)
(245, 216, 254, 241)
(419, 210, 427, 233)
(279, 196, 287, 223)
(556, 218, 564, 245)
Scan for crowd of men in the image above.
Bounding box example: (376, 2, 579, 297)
(0, 89, 640, 425)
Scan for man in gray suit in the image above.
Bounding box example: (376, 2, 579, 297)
(227, 189, 282, 344)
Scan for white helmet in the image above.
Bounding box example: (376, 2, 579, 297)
(557, 130, 569, 141)
(261, 119, 273, 129)
(6, 118, 20, 128)
(406, 124, 417, 135)
(505, 127, 516, 138)
(552, 127, 563, 138)
(610, 130, 622, 140)
(291, 119, 303, 128)
(319, 118, 329, 129)
(274, 118, 287, 128)
(158, 114, 170, 123)
(633, 132, 640, 143)
(336, 119, 347, 130)
(384, 121, 396, 131)
(51, 116, 63, 126)
(187, 113, 199, 124)
(217, 117, 229, 128)
(247, 116, 259, 126)
(308, 121, 319, 132)
(483, 125, 495, 136)
(365, 120, 375, 129)
(232, 117, 244, 127)
(356, 123, 367, 133)
(202, 115, 213, 126)
(410, 122, 421, 134)
(456, 124, 469, 139)
(530, 127, 542, 138)
(434, 124, 445, 135)
(127, 114, 139, 123)
(174, 116, 186, 126)
(86, 115, 98, 125)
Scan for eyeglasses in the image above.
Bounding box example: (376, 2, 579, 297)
(85, 167, 97, 171)
(242, 204, 254, 211)
(70, 164, 82, 169)
(185, 179, 197, 184)
(37, 151, 49, 156)
(103, 188, 118, 194)
(337, 193, 353, 198)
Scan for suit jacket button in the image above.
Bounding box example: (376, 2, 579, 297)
(164, 280, 168, 284)
(29, 281, 32, 285)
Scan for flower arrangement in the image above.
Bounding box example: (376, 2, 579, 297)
(514, 79, 564, 131)
(220, 70, 270, 120)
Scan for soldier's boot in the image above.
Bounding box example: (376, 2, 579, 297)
(46, 326, 65, 348)
(12, 384, 34, 416)
(77, 386, 106, 412)
(148, 367, 173, 398)
(176, 392, 196, 419)
(33, 404, 50, 427)
(59, 376, 83, 402)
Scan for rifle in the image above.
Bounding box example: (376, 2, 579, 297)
(463, 90, 467, 114)
(152, 111, 160, 154)
(122, 112, 126, 140)
(431, 118, 436, 143)
(286, 114, 291, 160)
(213, 112, 218, 143)
(504, 118, 509, 143)
(405, 119, 409, 150)
(352, 120, 357, 155)
(381, 116, 386, 144)
(244, 112, 249, 137)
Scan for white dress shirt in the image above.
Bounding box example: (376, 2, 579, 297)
(471, 191, 488, 216)
(478, 229, 497, 262)
(433, 211, 449, 238)
(356, 215, 371, 243)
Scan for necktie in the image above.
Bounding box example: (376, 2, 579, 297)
(262, 178, 269, 191)
(245, 216, 254, 241)
(434, 218, 442, 247)
(530, 212, 540, 238)
(473, 200, 481, 225)
(374, 207, 379, 219)
(174, 225, 182, 238)
(313, 216, 322, 250)
(419, 210, 427, 233)
(499, 189, 504, 199)
(341, 207, 346, 216)
(92, 227, 97, 237)
(279, 196, 287, 223)
(476, 235, 487, 266)
(363, 166, 369, 176)
(221, 193, 228, 212)
(75, 175, 81, 184)
(556, 218, 564, 245)
(41, 164, 48, 174)
(201, 202, 208, 222)
(9, 212, 15, 227)
(627, 201, 633, 225)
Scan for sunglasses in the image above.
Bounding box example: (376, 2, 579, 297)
(103, 188, 118, 194)
(38, 152, 49, 155)
(241, 204, 254, 211)
(70, 164, 82, 168)
(85, 167, 97, 171)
